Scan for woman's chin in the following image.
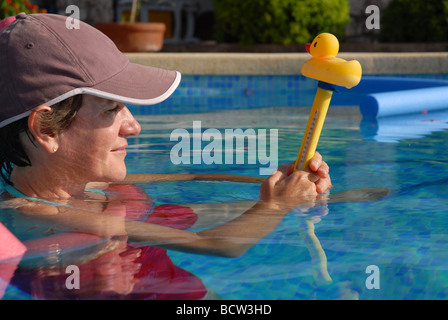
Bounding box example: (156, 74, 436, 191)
(103, 166, 127, 183)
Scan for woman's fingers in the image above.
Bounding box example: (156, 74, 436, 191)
(287, 152, 328, 178)
(316, 178, 333, 194)
(307, 152, 332, 193)
(308, 151, 323, 173)
(316, 160, 330, 179)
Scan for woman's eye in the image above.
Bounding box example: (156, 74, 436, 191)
(108, 105, 121, 113)
(103, 103, 124, 116)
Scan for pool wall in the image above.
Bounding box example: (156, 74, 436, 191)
(126, 52, 448, 75)
(126, 52, 448, 116)
(126, 52, 448, 141)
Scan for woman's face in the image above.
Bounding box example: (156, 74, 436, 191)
(58, 95, 141, 183)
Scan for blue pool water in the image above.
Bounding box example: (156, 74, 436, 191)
(2, 74, 448, 300)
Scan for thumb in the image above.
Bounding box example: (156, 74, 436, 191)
(269, 169, 286, 184)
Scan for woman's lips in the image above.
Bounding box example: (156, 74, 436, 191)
(111, 145, 127, 154)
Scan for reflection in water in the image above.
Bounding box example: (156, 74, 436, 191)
(361, 109, 448, 143)
(1, 184, 390, 300)
(2, 184, 208, 300)
(12, 237, 207, 300)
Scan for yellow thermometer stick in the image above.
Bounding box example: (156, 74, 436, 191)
(294, 33, 362, 171)
(294, 83, 334, 171)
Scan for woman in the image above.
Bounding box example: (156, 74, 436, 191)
(0, 13, 332, 299)
(0, 12, 331, 254)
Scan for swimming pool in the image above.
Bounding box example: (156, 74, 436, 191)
(1, 74, 448, 300)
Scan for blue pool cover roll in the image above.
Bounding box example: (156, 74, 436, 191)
(360, 86, 448, 118)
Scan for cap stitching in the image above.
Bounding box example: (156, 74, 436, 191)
(28, 15, 95, 85)
(32, 15, 130, 91)
(90, 57, 130, 86)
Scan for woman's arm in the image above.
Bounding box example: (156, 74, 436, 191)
(125, 200, 290, 257)
(120, 173, 265, 184)
(15, 169, 322, 258)
(16, 153, 332, 257)
(125, 167, 322, 257)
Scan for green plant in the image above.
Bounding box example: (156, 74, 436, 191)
(1, 0, 46, 20)
(380, 0, 448, 42)
(214, 0, 350, 45)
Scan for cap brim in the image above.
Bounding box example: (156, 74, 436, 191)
(45, 62, 181, 107)
(0, 63, 180, 128)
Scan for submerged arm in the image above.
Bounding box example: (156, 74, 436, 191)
(15, 155, 331, 257)
(15, 199, 290, 257)
(121, 166, 322, 256)
(126, 200, 291, 257)
(121, 173, 265, 184)
(122, 164, 324, 256)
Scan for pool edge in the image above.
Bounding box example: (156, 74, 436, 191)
(125, 52, 448, 75)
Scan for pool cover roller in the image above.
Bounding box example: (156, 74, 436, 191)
(360, 86, 448, 118)
(294, 33, 362, 171)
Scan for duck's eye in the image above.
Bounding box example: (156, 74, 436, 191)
(314, 42, 317, 47)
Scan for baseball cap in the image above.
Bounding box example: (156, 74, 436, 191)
(0, 13, 181, 128)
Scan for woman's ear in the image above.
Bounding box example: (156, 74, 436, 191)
(28, 105, 58, 154)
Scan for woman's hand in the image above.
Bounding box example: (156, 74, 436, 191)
(300, 151, 332, 194)
(259, 152, 332, 210)
(260, 164, 319, 210)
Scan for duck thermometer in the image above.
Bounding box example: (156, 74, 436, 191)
(294, 33, 362, 171)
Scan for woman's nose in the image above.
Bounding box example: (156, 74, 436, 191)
(120, 106, 141, 136)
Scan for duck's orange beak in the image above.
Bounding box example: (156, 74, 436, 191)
(305, 43, 311, 53)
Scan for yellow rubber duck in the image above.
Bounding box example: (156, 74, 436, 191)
(301, 33, 362, 89)
(294, 33, 362, 172)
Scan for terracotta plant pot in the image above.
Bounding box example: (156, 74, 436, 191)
(95, 22, 166, 52)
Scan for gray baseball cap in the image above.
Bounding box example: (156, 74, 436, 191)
(0, 13, 181, 128)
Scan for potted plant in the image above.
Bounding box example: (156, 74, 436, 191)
(94, 0, 166, 52)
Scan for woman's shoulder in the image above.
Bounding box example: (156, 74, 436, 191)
(85, 182, 151, 201)
(0, 191, 27, 208)
(0, 191, 59, 215)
